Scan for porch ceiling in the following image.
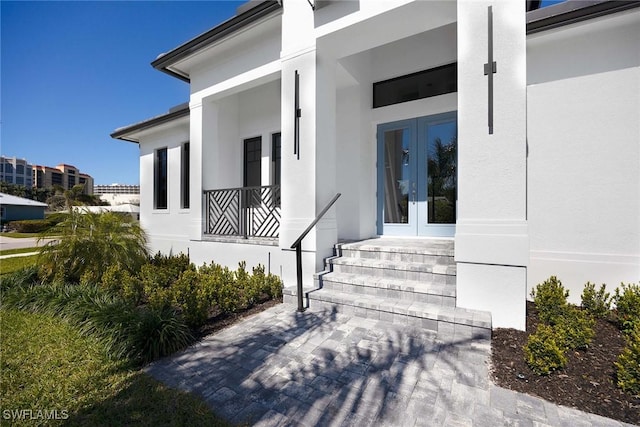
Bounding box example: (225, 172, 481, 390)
(316, 1, 456, 60)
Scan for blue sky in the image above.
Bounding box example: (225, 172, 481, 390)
(1, 1, 242, 185)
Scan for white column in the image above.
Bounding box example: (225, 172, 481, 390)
(314, 51, 338, 267)
(188, 100, 204, 241)
(455, 0, 529, 330)
(279, 0, 338, 289)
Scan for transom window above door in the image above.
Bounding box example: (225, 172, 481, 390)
(373, 63, 457, 109)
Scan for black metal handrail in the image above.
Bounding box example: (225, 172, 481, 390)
(204, 185, 280, 239)
(290, 192, 341, 312)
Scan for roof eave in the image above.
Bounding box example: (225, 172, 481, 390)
(526, 0, 640, 34)
(110, 105, 190, 144)
(151, 0, 282, 81)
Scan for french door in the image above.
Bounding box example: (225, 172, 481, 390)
(377, 112, 457, 237)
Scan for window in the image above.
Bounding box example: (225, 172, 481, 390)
(16, 164, 24, 174)
(68, 175, 76, 187)
(272, 133, 281, 186)
(244, 137, 262, 188)
(154, 148, 168, 209)
(16, 177, 24, 185)
(373, 63, 457, 108)
(52, 172, 63, 186)
(181, 142, 190, 209)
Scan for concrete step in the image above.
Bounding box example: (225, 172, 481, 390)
(337, 238, 455, 258)
(285, 237, 492, 334)
(307, 288, 491, 339)
(320, 272, 456, 307)
(328, 257, 456, 285)
(282, 285, 316, 306)
(336, 239, 455, 267)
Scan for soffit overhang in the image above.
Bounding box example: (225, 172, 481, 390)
(151, 0, 283, 83)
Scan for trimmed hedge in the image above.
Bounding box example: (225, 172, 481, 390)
(139, 259, 283, 328)
(8, 219, 53, 233)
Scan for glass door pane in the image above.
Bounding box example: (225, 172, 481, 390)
(383, 129, 410, 224)
(426, 120, 457, 224)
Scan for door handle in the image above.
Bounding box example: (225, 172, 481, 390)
(411, 182, 416, 205)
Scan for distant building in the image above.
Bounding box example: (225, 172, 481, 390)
(0, 157, 33, 187)
(0, 192, 47, 222)
(32, 163, 94, 195)
(94, 184, 140, 205)
(94, 184, 140, 195)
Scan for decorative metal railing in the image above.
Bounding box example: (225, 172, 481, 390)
(204, 185, 281, 238)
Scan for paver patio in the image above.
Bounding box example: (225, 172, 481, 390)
(144, 304, 634, 426)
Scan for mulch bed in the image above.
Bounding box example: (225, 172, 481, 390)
(491, 301, 640, 425)
(195, 297, 282, 339)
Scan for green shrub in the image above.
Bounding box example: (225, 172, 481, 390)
(556, 306, 595, 350)
(0, 265, 40, 291)
(235, 261, 253, 308)
(199, 263, 239, 314)
(264, 271, 283, 299)
(581, 282, 612, 319)
(524, 324, 568, 375)
(100, 265, 143, 305)
(9, 219, 53, 233)
(140, 263, 178, 291)
(1, 280, 192, 365)
(615, 323, 640, 396)
(38, 211, 148, 283)
(531, 276, 569, 325)
(172, 269, 209, 328)
(614, 283, 640, 334)
(45, 211, 70, 225)
(129, 306, 194, 364)
(145, 284, 174, 312)
(148, 251, 192, 277)
(121, 274, 144, 306)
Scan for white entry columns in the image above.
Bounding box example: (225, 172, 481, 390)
(279, 0, 338, 288)
(455, 0, 529, 329)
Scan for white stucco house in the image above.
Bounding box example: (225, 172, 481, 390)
(112, 0, 639, 331)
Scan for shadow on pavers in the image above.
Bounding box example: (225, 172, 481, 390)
(144, 305, 490, 426)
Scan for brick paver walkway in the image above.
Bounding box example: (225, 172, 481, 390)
(144, 304, 634, 426)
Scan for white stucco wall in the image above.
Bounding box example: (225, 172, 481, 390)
(138, 122, 191, 256)
(527, 10, 640, 302)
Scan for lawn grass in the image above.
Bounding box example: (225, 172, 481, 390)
(0, 232, 41, 238)
(0, 247, 40, 256)
(0, 309, 230, 427)
(0, 255, 39, 275)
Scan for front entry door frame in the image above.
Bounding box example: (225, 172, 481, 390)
(376, 112, 457, 237)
